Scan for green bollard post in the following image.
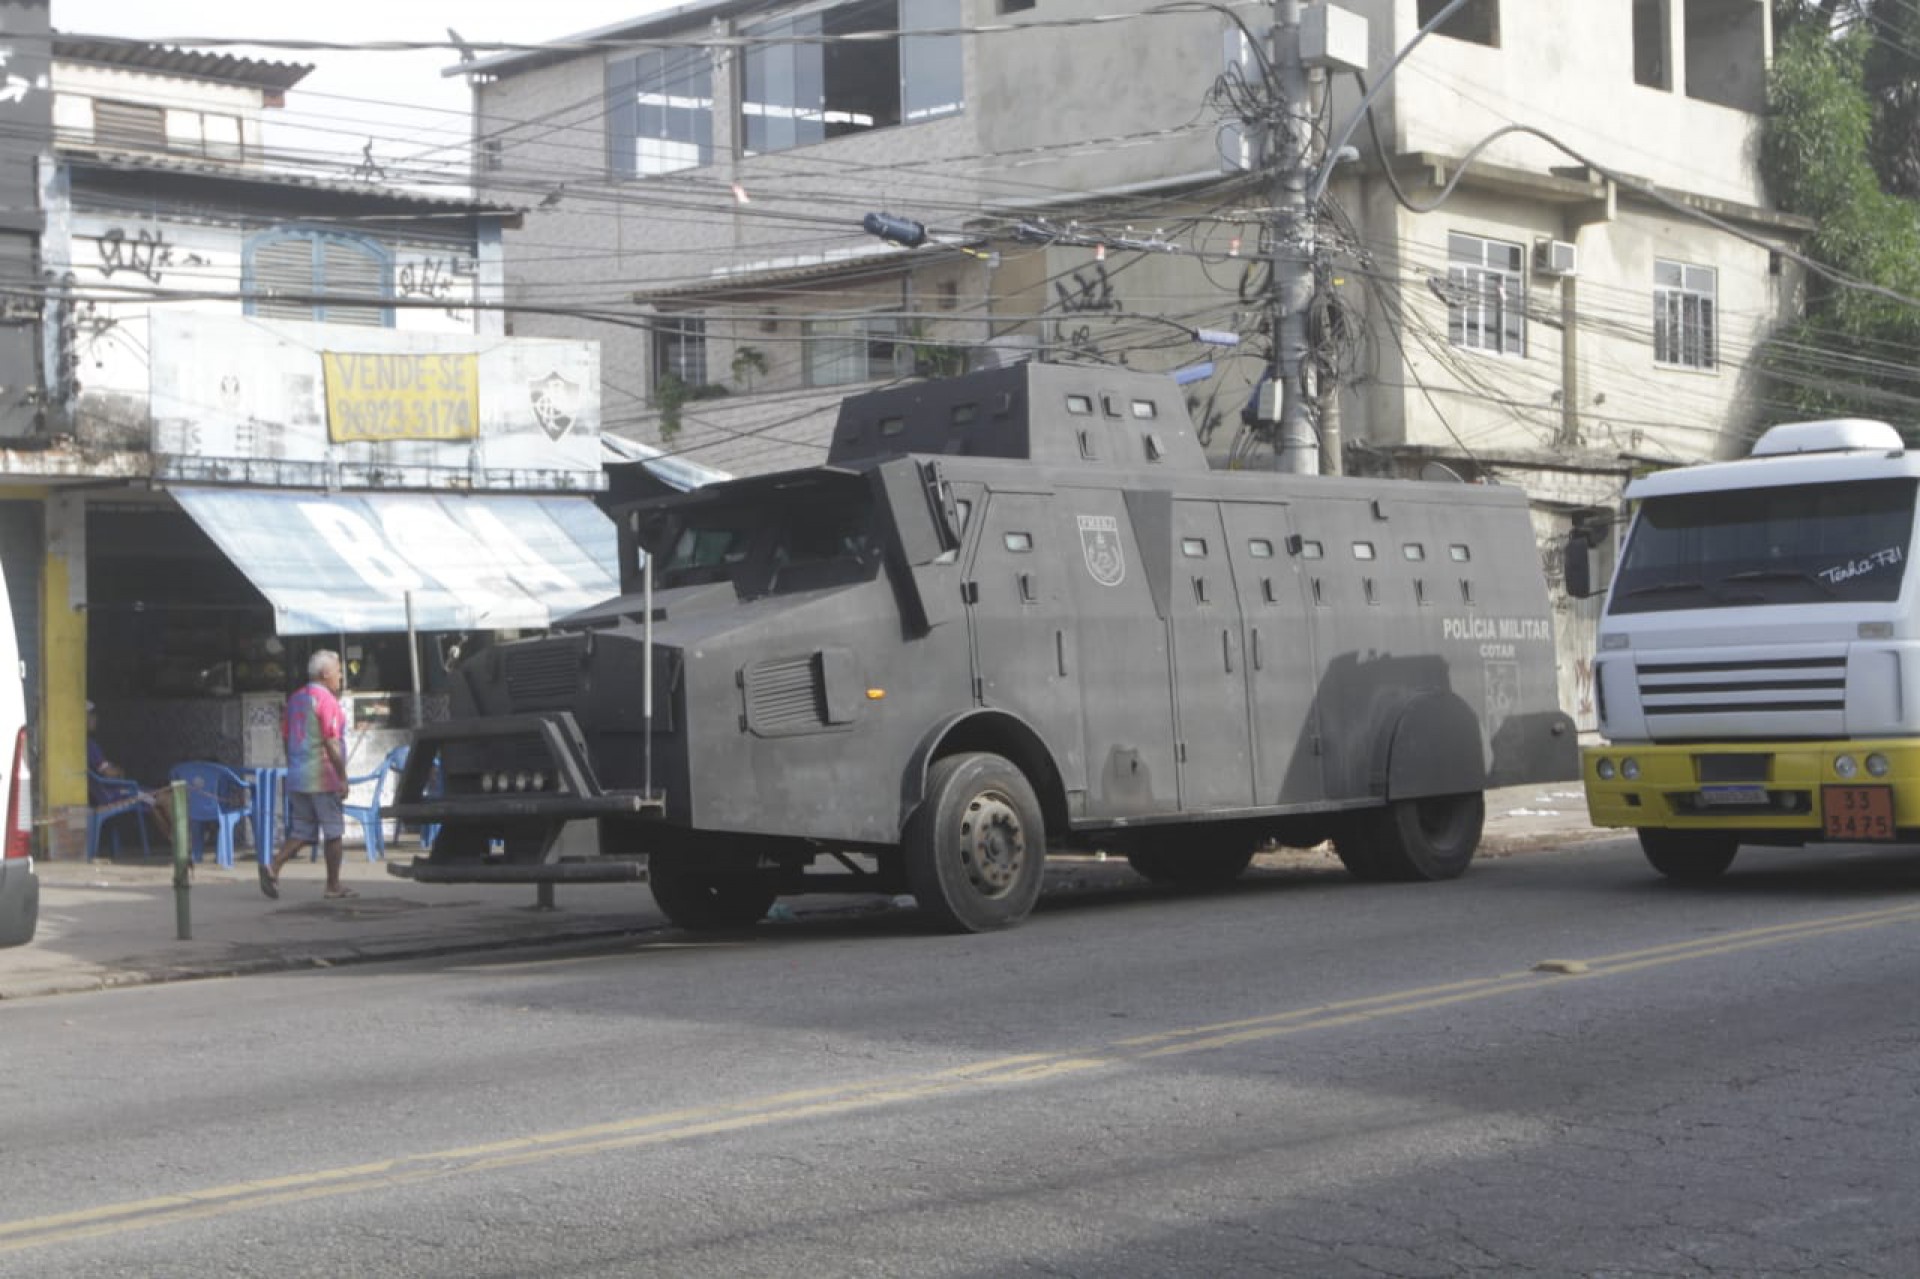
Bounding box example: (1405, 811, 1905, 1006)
(171, 779, 191, 941)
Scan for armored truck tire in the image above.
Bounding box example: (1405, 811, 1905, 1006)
(646, 848, 780, 931)
(1637, 829, 1739, 883)
(1333, 791, 1484, 883)
(904, 752, 1047, 933)
(1124, 837, 1257, 886)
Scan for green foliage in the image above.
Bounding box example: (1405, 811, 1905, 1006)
(905, 320, 969, 379)
(1760, 17, 1920, 425)
(653, 374, 730, 441)
(729, 345, 769, 392)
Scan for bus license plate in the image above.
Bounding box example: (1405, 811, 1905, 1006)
(1822, 785, 1895, 841)
(1697, 784, 1766, 807)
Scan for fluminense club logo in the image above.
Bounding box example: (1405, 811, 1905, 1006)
(529, 371, 581, 441)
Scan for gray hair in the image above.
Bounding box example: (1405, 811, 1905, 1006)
(308, 649, 341, 680)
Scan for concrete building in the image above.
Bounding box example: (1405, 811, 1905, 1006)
(464, 0, 1805, 728)
(0, 21, 618, 855)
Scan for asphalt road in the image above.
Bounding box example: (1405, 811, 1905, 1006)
(4, 832, 1919, 1277)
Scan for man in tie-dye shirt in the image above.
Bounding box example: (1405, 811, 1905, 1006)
(259, 650, 351, 900)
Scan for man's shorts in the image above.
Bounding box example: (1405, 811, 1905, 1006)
(287, 791, 345, 843)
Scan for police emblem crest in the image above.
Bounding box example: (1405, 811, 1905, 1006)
(1078, 513, 1125, 586)
(529, 371, 581, 441)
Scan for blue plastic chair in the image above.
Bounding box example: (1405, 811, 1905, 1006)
(343, 746, 408, 862)
(86, 771, 154, 861)
(251, 767, 288, 863)
(168, 761, 254, 869)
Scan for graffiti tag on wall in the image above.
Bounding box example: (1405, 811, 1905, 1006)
(97, 227, 172, 284)
(1054, 264, 1121, 315)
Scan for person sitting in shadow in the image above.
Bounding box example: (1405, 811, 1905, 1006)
(87, 701, 174, 849)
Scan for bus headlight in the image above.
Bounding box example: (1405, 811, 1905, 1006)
(1866, 753, 1891, 777)
(1834, 755, 1859, 779)
(1596, 758, 1616, 781)
(1621, 758, 1641, 780)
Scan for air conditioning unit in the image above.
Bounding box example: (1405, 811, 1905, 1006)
(1535, 239, 1578, 277)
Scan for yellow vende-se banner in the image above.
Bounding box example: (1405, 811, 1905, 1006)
(322, 351, 481, 443)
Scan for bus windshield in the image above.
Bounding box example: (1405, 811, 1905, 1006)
(1610, 478, 1917, 614)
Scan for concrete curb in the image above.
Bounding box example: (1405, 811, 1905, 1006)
(0, 785, 1608, 1000)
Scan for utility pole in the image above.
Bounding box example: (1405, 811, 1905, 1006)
(1260, 0, 1471, 476)
(1267, 0, 1321, 476)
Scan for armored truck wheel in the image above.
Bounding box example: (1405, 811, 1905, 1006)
(1334, 792, 1484, 883)
(1124, 837, 1255, 885)
(1638, 829, 1738, 882)
(905, 752, 1046, 933)
(646, 849, 779, 931)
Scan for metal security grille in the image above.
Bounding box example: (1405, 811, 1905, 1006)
(1636, 654, 1847, 719)
(742, 654, 826, 734)
(321, 238, 385, 327)
(504, 637, 587, 707)
(250, 238, 314, 322)
(247, 233, 389, 326)
(93, 99, 165, 151)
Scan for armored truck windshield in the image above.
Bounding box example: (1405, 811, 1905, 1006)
(1609, 478, 1916, 613)
(636, 471, 882, 596)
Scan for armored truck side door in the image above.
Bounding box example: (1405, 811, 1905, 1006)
(1059, 485, 1176, 818)
(1170, 500, 1255, 810)
(1219, 501, 1323, 806)
(962, 487, 1086, 796)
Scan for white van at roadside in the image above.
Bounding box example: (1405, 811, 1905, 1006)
(0, 555, 33, 947)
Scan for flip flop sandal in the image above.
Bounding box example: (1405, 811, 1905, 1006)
(258, 862, 279, 900)
(324, 888, 360, 900)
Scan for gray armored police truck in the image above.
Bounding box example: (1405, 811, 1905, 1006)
(386, 362, 1577, 933)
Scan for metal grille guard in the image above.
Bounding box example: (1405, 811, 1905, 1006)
(384, 712, 665, 824)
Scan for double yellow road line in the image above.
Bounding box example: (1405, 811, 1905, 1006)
(7, 900, 1918, 1255)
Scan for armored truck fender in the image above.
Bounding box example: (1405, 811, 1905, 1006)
(900, 707, 1072, 836)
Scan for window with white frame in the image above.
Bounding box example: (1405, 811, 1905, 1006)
(606, 47, 714, 177)
(652, 317, 709, 389)
(1654, 259, 1716, 370)
(804, 313, 914, 387)
(1446, 233, 1526, 355)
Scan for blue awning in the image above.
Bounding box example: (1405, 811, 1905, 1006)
(171, 487, 621, 635)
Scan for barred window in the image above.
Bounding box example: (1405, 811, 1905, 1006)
(652, 318, 708, 389)
(1654, 259, 1716, 370)
(1446, 233, 1525, 356)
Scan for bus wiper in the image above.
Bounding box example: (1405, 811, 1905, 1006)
(1720, 568, 1836, 597)
(1620, 579, 1708, 599)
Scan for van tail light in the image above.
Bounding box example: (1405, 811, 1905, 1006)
(5, 725, 29, 861)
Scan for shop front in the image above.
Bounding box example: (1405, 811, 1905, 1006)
(84, 487, 620, 850)
(63, 313, 612, 856)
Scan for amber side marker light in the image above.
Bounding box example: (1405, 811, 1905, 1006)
(867, 688, 886, 700)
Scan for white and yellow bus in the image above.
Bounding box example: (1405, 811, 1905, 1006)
(1570, 418, 1920, 881)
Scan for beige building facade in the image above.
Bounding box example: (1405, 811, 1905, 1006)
(468, 0, 1808, 728)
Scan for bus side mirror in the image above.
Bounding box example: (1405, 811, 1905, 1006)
(1564, 529, 1602, 599)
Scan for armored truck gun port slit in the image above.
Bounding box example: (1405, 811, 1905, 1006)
(387, 362, 1577, 934)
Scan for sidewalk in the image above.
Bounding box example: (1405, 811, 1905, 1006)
(0, 785, 1604, 1000)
